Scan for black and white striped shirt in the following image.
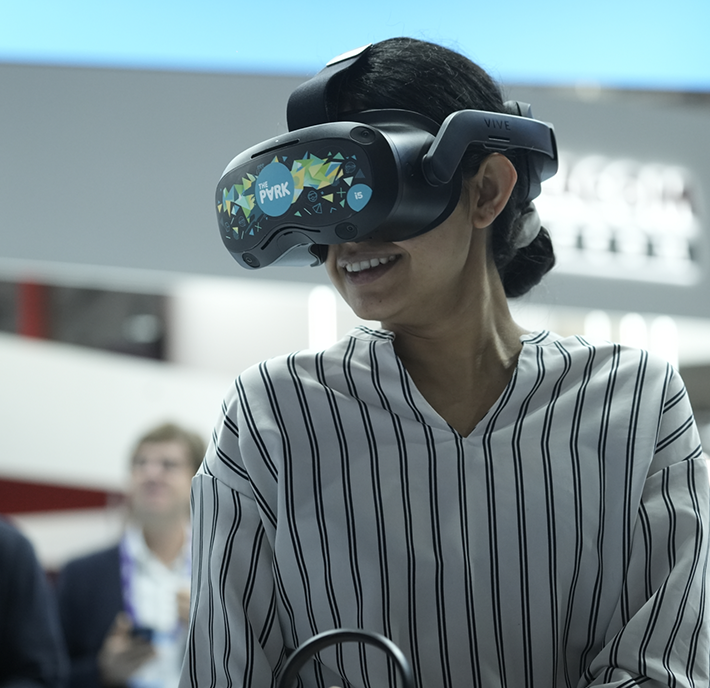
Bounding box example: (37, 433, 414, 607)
(181, 328, 709, 688)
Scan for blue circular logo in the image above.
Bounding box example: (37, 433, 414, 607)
(255, 162, 294, 217)
(347, 184, 373, 212)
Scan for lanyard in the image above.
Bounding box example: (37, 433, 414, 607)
(118, 529, 191, 633)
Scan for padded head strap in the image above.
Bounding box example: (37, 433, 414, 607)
(286, 44, 372, 131)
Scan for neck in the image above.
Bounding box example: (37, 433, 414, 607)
(140, 517, 188, 566)
(384, 275, 526, 437)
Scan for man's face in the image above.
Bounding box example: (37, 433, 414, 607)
(129, 440, 194, 523)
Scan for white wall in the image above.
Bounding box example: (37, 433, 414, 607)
(166, 276, 376, 376)
(0, 333, 231, 489)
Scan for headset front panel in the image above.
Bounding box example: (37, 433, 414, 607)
(216, 123, 401, 267)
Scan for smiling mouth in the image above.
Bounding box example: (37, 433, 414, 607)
(343, 255, 399, 273)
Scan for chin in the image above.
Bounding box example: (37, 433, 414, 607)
(133, 501, 169, 518)
(343, 293, 394, 322)
(350, 306, 387, 326)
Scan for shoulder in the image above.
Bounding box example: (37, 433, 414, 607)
(0, 519, 39, 581)
(235, 326, 394, 394)
(204, 327, 396, 483)
(519, 330, 684, 412)
(59, 543, 120, 578)
(0, 518, 32, 558)
(520, 331, 700, 463)
(523, 330, 673, 377)
(56, 544, 123, 613)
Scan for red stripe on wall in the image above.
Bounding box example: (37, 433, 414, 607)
(0, 477, 125, 515)
(17, 281, 50, 339)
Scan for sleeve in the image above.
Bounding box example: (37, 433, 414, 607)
(179, 383, 288, 688)
(583, 367, 709, 687)
(0, 523, 68, 688)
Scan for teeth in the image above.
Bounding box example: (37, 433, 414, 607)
(344, 255, 397, 273)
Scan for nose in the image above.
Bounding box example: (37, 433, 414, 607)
(143, 461, 164, 478)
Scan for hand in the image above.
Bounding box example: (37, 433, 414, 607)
(98, 613, 156, 686)
(177, 587, 190, 624)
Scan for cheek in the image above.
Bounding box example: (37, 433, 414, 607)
(324, 255, 348, 299)
(403, 227, 471, 273)
(402, 200, 473, 252)
(324, 245, 337, 276)
(324, 253, 337, 282)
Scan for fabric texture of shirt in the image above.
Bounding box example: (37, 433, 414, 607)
(180, 327, 709, 688)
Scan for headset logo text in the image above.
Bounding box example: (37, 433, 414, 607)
(258, 180, 291, 204)
(484, 118, 511, 130)
(255, 162, 294, 217)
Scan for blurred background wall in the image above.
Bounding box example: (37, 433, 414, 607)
(1, 0, 709, 570)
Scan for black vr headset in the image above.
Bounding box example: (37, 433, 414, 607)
(215, 44, 559, 270)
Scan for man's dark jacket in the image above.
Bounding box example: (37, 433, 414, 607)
(55, 546, 123, 688)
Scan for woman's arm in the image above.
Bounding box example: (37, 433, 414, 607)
(180, 468, 288, 688)
(583, 370, 709, 687)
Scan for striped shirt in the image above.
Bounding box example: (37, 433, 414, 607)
(180, 328, 709, 688)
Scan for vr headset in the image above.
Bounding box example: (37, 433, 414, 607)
(216, 44, 559, 270)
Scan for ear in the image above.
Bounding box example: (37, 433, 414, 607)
(466, 154, 518, 229)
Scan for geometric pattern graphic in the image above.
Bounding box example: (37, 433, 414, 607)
(218, 147, 370, 244)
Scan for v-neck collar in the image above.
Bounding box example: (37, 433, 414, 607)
(345, 326, 556, 439)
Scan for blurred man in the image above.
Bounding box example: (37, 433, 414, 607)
(0, 517, 67, 688)
(56, 422, 205, 688)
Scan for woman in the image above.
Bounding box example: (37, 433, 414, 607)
(181, 38, 708, 688)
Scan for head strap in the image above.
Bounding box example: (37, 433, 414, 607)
(286, 44, 372, 131)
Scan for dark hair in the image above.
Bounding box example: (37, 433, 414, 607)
(132, 421, 206, 474)
(337, 37, 555, 298)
